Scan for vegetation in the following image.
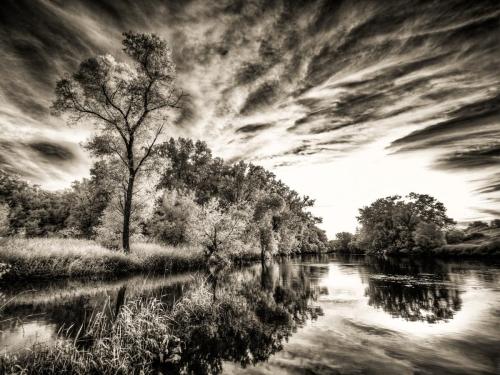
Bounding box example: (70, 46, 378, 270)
(52, 32, 184, 253)
(0, 298, 173, 374)
(330, 193, 500, 257)
(0, 264, 321, 375)
(0, 238, 206, 279)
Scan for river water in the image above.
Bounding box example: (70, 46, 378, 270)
(1, 255, 499, 374)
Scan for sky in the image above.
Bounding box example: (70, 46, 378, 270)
(0, 0, 499, 236)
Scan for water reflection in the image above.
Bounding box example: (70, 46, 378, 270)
(170, 261, 324, 374)
(362, 257, 462, 323)
(1, 256, 500, 374)
(0, 274, 192, 352)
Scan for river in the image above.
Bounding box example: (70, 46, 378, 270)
(1, 255, 499, 374)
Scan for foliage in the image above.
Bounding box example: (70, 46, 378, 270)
(148, 189, 199, 245)
(94, 194, 146, 249)
(445, 228, 465, 244)
(52, 32, 183, 252)
(330, 231, 353, 252)
(0, 171, 72, 236)
(466, 220, 489, 231)
(156, 138, 327, 256)
(187, 199, 251, 264)
(413, 222, 445, 251)
(65, 161, 114, 238)
(356, 193, 454, 254)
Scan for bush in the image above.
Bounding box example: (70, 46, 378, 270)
(414, 222, 445, 250)
(95, 198, 144, 249)
(148, 190, 199, 245)
(463, 232, 486, 241)
(445, 229, 465, 244)
(466, 221, 489, 231)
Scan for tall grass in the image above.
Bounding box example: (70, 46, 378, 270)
(433, 240, 500, 257)
(0, 238, 261, 280)
(0, 298, 173, 375)
(0, 238, 205, 280)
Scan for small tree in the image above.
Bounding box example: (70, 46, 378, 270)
(253, 194, 284, 261)
(149, 189, 199, 245)
(52, 32, 184, 252)
(187, 199, 249, 264)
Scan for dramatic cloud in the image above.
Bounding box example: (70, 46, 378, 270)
(1, 0, 499, 232)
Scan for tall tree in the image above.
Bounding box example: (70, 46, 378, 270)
(52, 32, 184, 252)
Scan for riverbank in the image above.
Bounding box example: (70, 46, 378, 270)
(0, 238, 261, 280)
(0, 297, 175, 374)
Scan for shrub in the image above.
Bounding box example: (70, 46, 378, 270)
(95, 198, 144, 249)
(414, 222, 445, 250)
(463, 232, 486, 241)
(148, 190, 199, 245)
(445, 229, 465, 244)
(466, 220, 489, 231)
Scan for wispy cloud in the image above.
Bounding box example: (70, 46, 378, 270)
(0, 0, 499, 229)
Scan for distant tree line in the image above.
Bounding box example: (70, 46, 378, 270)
(330, 194, 500, 255)
(330, 193, 453, 254)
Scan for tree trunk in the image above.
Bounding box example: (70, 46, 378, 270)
(122, 173, 135, 253)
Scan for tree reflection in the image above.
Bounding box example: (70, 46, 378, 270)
(169, 261, 323, 374)
(363, 257, 462, 323)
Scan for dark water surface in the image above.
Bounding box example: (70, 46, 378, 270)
(1, 255, 500, 374)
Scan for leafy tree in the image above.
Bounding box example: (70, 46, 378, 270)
(357, 193, 453, 253)
(187, 199, 250, 264)
(332, 232, 353, 252)
(406, 193, 455, 228)
(148, 189, 199, 245)
(0, 171, 72, 236)
(52, 32, 184, 252)
(156, 138, 328, 255)
(413, 222, 445, 250)
(66, 161, 114, 238)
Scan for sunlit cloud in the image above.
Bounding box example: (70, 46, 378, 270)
(1, 0, 499, 235)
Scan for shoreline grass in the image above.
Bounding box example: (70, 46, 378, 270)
(0, 298, 174, 375)
(0, 238, 260, 281)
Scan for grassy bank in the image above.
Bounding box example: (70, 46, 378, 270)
(0, 238, 210, 280)
(0, 298, 173, 374)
